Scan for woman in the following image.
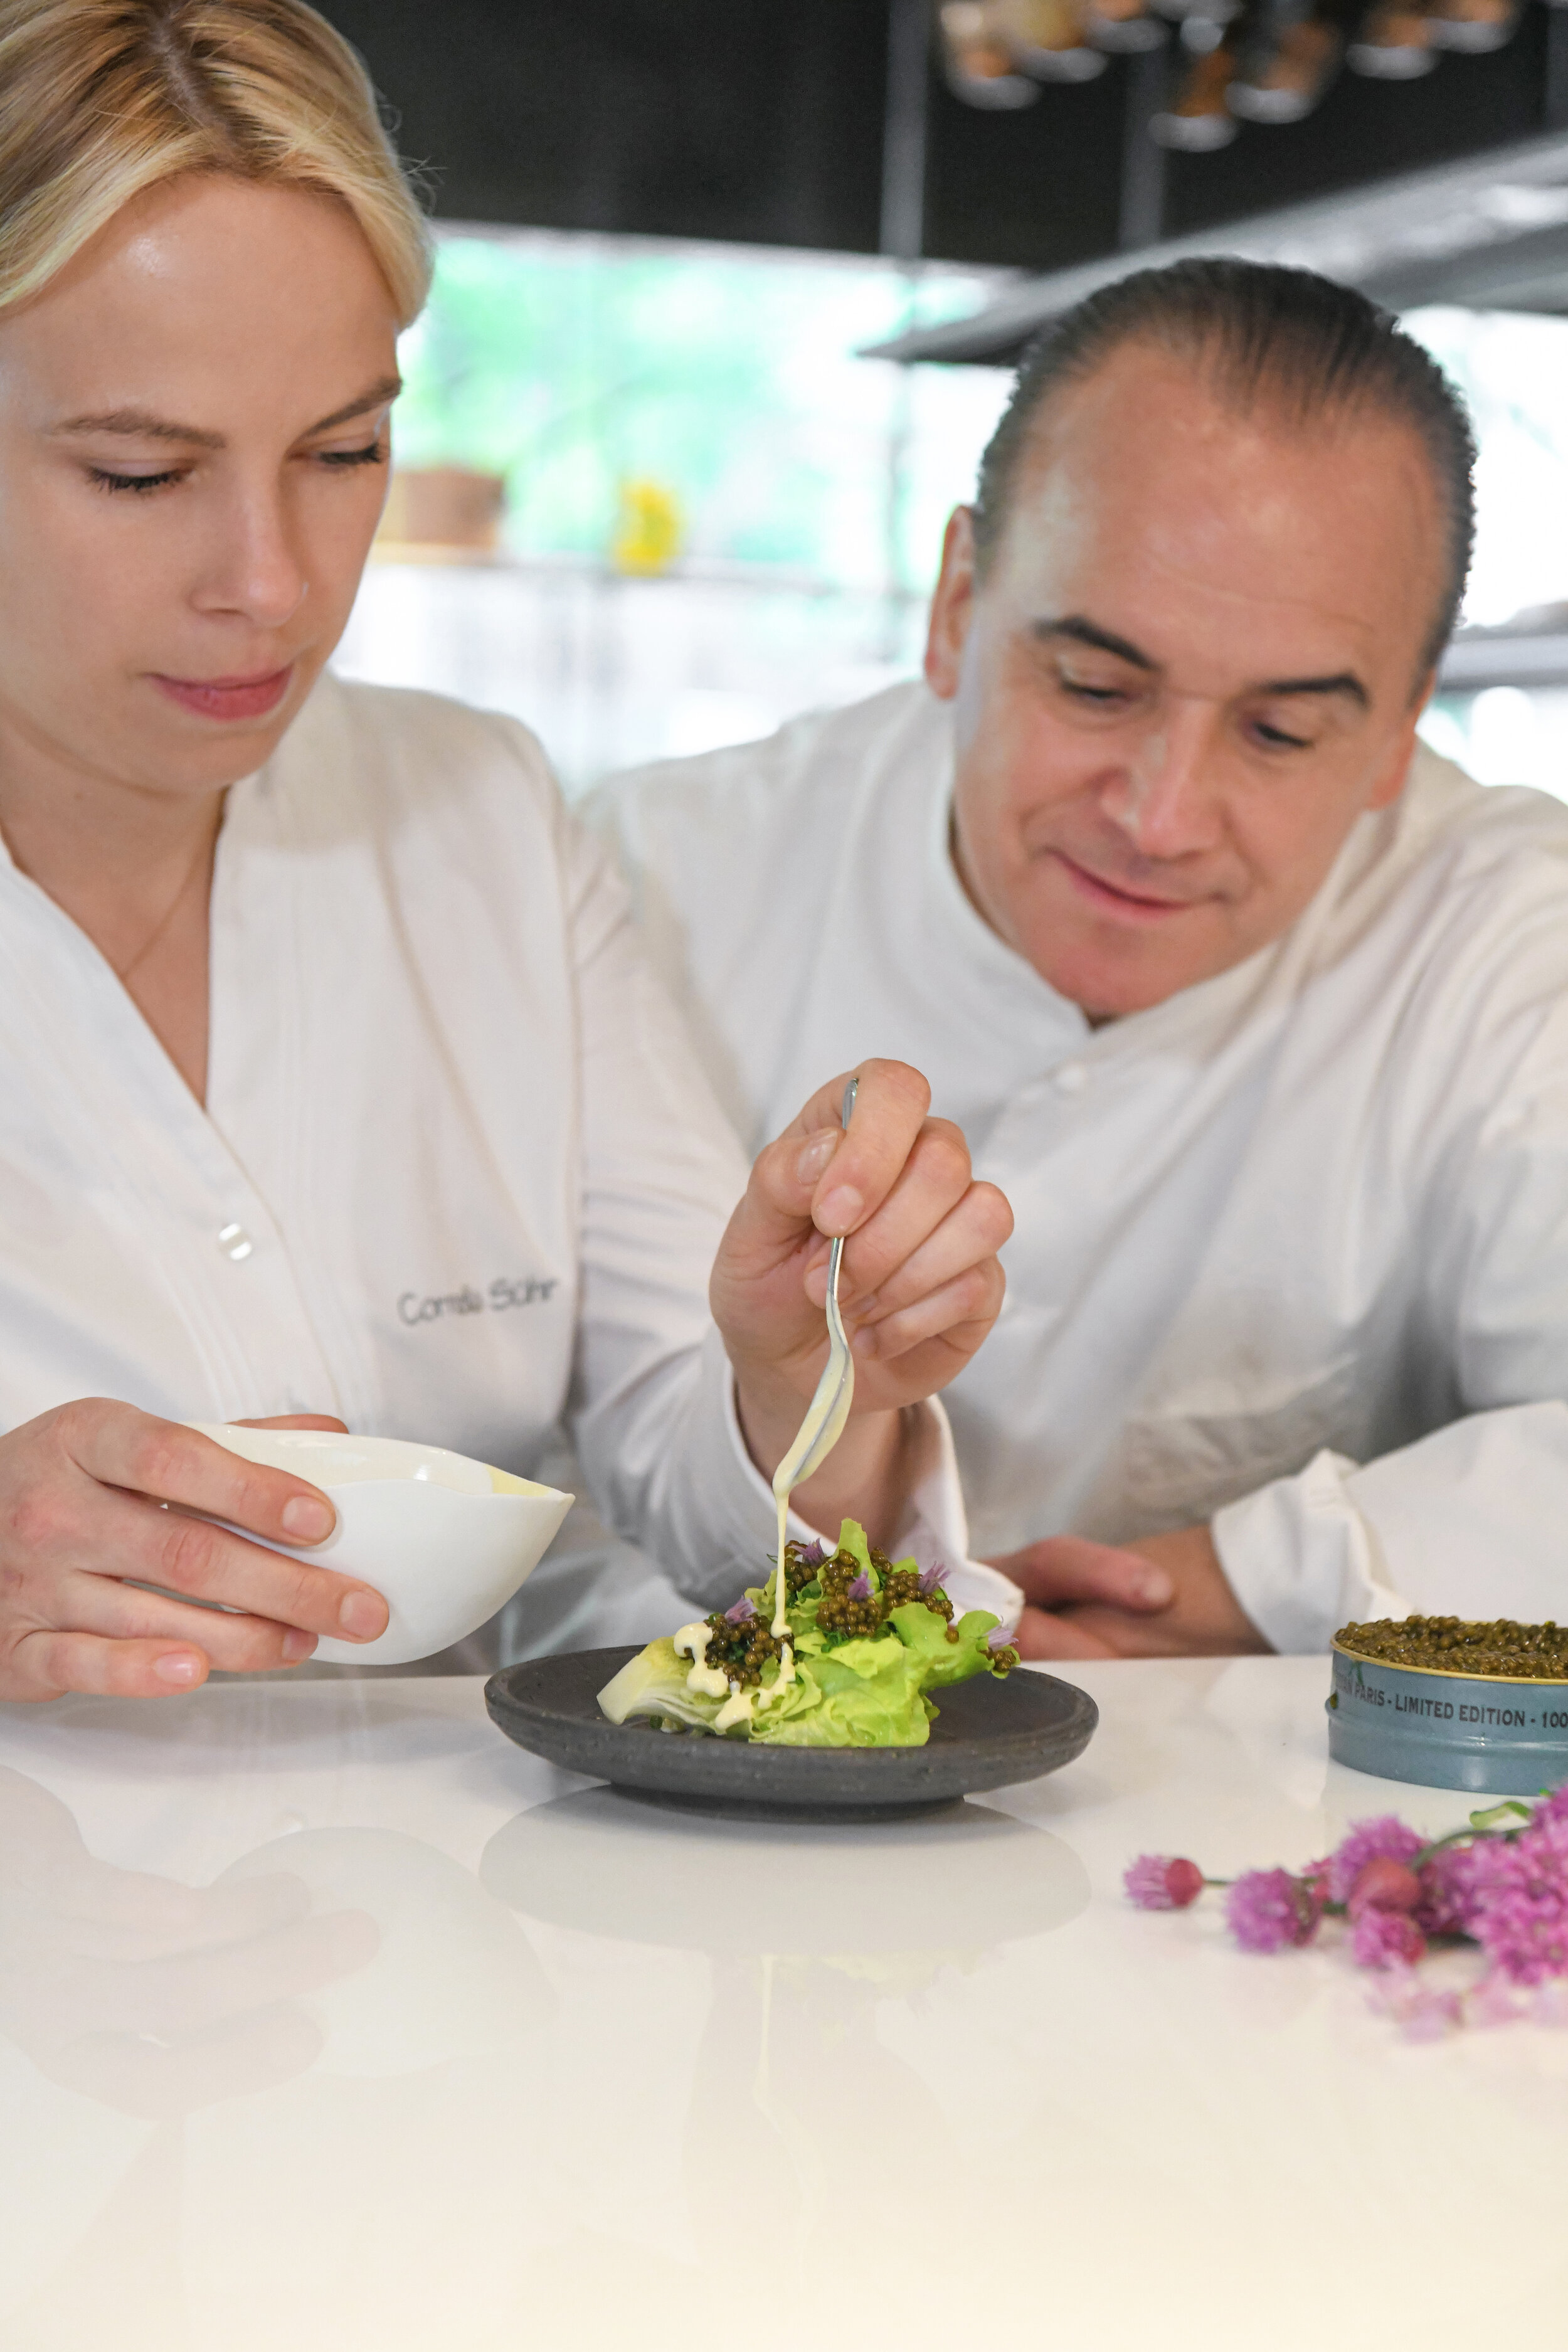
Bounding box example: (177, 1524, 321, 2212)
(0, 0, 1011, 1702)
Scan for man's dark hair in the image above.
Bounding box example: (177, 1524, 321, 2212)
(972, 258, 1476, 679)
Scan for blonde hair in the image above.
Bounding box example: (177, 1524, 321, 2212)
(0, 0, 432, 322)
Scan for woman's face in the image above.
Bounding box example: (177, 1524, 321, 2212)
(0, 173, 402, 802)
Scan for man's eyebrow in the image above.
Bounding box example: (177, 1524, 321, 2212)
(1257, 670, 1370, 709)
(50, 375, 403, 450)
(1034, 617, 1371, 711)
(1031, 615, 1159, 671)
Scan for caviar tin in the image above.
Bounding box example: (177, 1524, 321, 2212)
(1328, 1643, 1568, 1797)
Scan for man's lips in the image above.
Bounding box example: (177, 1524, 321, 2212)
(1053, 849, 1202, 924)
(150, 666, 294, 722)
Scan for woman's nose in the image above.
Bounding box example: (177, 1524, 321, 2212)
(190, 490, 308, 629)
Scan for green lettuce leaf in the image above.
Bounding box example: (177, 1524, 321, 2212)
(596, 1638, 732, 1735)
(750, 1635, 933, 1747)
(595, 1520, 1017, 1749)
(887, 1603, 1005, 1689)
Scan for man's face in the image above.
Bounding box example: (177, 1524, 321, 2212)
(926, 342, 1446, 1019)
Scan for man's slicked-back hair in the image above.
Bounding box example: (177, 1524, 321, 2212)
(972, 258, 1476, 679)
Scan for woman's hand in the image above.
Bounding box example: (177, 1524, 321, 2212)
(710, 1060, 1012, 1539)
(0, 1402, 391, 1702)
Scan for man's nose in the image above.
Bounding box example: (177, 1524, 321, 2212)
(191, 487, 308, 631)
(1098, 704, 1223, 856)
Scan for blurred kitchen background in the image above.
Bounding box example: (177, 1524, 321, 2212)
(319, 1, 1568, 798)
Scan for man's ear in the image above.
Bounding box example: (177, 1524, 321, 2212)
(924, 506, 977, 702)
(1367, 668, 1436, 811)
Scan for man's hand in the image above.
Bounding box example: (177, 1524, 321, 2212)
(994, 1523, 1270, 1660)
(0, 1403, 391, 1702)
(710, 1059, 1012, 1542)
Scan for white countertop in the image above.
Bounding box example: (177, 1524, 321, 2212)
(2, 1655, 1561, 2352)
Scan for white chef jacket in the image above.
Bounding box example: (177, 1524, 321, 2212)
(0, 673, 970, 1638)
(588, 679, 1568, 1652)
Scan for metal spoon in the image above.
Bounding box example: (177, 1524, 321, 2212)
(770, 1076, 859, 1631)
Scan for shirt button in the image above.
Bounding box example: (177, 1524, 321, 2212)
(1053, 1060, 1089, 1096)
(218, 1222, 254, 1262)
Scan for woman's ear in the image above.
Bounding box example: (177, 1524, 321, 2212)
(924, 506, 978, 702)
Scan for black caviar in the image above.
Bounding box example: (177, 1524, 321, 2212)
(789, 1539, 956, 1645)
(1335, 1614, 1568, 1680)
(697, 1609, 786, 1688)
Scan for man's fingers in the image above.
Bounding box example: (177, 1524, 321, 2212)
(988, 1534, 1174, 1614)
(56, 1399, 338, 1548)
(1012, 1605, 1123, 1662)
(7, 1629, 212, 1702)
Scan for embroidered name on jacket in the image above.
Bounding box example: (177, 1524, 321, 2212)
(397, 1277, 559, 1327)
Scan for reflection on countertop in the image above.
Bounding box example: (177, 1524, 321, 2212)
(2, 1659, 1567, 2351)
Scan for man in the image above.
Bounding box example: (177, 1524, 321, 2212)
(587, 258, 1568, 1660)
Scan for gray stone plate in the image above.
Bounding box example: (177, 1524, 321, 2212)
(485, 1646, 1098, 1818)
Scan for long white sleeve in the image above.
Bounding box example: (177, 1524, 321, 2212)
(1216, 960, 1568, 1652)
(563, 813, 987, 1612)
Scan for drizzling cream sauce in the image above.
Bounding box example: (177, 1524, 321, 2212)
(768, 1352, 854, 1636)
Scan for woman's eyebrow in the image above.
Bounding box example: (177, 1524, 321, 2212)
(50, 374, 403, 448)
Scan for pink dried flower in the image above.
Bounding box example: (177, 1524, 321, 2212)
(1347, 1857, 1422, 1919)
(1225, 1868, 1323, 1953)
(1416, 1844, 1478, 1937)
(1531, 1782, 1568, 1830)
(1124, 1855, 1205, 1911)
(1350, 1907, 1426, 1970)
(1465, 1815, 1568, 1986)
(1327, 1816, 1424, 1905)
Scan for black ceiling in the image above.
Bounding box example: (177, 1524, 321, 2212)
(315, 0, 1555, 272)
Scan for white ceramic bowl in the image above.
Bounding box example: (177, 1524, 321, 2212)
(189, 1424, 573, 1666)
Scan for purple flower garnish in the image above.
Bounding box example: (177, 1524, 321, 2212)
(1224, 1868, 1323, 1954)
(986, 1624, 1015, 1653)
(1346, 1857, 1422, 1920)
(1463, 1813, 1568, 1986)
(1350, 1907, 1426, 1971)
(847, 1571, 872, 1601)
(724, 1597, 756, 1624)
(1325, 1816, 1424, 1905)
(918, 1562, 945, 1597)
(798, 1539, 827, 1569)
(1124, 1855, 1204, 1912)
(1415, 1843, 1478, 1937)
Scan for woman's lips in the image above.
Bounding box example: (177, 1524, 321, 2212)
(151, 666, 294, 722)
(1054, 850, 1197, 924)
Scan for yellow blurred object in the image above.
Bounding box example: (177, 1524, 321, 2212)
(373, 467, 505, 563)
(612, 479, 684, 576)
